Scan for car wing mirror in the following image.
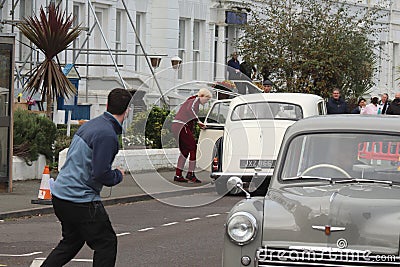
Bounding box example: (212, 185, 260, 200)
(227, 176, 251, 199)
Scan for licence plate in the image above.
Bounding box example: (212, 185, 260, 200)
(240, 159, 276, 169)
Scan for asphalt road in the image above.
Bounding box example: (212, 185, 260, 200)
(0, 193, 241, 267)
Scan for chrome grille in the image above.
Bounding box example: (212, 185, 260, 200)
(256, 247, 400, 267)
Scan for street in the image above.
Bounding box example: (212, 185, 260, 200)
(0, 193, 240, 267)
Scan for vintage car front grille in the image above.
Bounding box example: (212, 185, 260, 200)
(256, 247, 400, 267)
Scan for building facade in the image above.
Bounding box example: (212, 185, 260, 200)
(1, 0, 399, 119)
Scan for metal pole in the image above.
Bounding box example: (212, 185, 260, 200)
(86, 2, 90, 103)
(120, 0, 168, 108)
(87, 0, 128, 89)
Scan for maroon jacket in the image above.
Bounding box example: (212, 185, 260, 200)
(173, 95, 200, 130)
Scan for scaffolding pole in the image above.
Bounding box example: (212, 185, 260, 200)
(120, 0, 168, 107)
(87, 0, 127, 89)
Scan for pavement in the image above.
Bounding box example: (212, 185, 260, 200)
(0, 170, 215, 220)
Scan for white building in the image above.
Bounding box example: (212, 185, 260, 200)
(1, 0, 399, 119)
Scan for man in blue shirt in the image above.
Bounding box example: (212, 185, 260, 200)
(41, 88, 132, 267)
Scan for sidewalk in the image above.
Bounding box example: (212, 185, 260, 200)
(0, 170, 215, 220)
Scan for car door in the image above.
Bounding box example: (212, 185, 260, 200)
(196, 100, 231, 170)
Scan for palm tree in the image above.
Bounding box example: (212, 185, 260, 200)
(17, 2, 81, 118)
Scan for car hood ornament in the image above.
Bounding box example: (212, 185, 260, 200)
(312, 225, 346, 236)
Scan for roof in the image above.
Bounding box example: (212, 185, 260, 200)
(285, 115, 400, 137)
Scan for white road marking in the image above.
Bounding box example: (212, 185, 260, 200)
(137, 227, 154, 232)
(31, 258, 92, 266)
(206, 214, 220, 218)
(185, 217, 200, 222)
(161, 222, 178, 227)
(0, 252, 42, 257)
(34, 258, 92, 262)
(116, 232, 131, 237)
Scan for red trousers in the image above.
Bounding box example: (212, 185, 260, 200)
(171, 122, 197, 173)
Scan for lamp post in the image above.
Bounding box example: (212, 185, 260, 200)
(149, 56, 162, 69)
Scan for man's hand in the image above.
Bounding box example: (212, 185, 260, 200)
(116, 166, 125, 177)
(198, 121, 206, 129)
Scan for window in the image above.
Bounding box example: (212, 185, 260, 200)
(135, 13, 144, 72)
(317, 101, 325, 115)
(178, 19, 186, 79)
(393, 43, 398, 89)
(280, 133, 400, 181)
(116, 10, 122, 65)
(18, 0, 32, 63)
(94, 11, 104, 50)
(72, 4, 81, 62)
(192, 20, 201, 80)
(206, 101, 231, 124)
(231, 102, 303, 121)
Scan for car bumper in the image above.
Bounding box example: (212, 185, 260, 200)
(211, 170, 273, 192)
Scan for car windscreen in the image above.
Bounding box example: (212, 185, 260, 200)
(280, 133, 400, 182)
(231, 102, 303, 121)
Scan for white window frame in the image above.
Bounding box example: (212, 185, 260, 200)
(192, 20, 201, 80)
(178, 18, 187, 79)
(135, 12, 144, 72)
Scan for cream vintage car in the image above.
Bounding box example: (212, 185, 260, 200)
(223, 115, 400, 266)
(196, 93, 326, 195)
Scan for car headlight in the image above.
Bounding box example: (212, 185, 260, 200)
(226, 211, 257, 245)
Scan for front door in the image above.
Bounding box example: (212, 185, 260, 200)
(196, 100, 230, 170)
(0, 35, 15, 192)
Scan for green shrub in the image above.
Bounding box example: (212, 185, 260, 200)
(125, 106, 175, 149)
(125, 105, 210, 149)
(13, 110, 57, 164)
(54, 124, 80, 162)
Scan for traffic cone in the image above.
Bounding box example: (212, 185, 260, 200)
(31, 165, 52, 205)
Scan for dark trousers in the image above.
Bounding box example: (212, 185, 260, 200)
(41, 196, 117, 267)
(171, 123, 197, 173)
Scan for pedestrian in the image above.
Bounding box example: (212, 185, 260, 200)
(239, 60, 256, 81)
(326, 88, 348, 114)
(227, 52, 241, 81)
(378, 93, 390, 114)
(262, 79, 273, 93)
(171, 88, 212, 183)
(351, 97, 366, 114)
(237, 60, 256, 94)
(41, 88, 132, 267)
(386, 92, 400, 115)
(361, 95, 379, 115)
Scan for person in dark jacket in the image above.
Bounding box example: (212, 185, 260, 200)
(227, 52, 241, 81)
(386, 92, 400, 115)
(41, 88, 132, 267)
(171, 88, 212, 183)
(327, 88, 348, 114)
(351, 97, 366, 114)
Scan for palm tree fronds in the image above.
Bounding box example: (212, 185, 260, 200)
(16, 2, 81, 118)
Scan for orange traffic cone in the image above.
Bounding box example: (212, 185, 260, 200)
(31, 165, 53, 205)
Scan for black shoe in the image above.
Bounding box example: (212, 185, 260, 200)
(186, 173, 202, 183)
(174, 175, 188, 183)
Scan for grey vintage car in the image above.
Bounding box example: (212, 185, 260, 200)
(223, 115, 400, 266)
